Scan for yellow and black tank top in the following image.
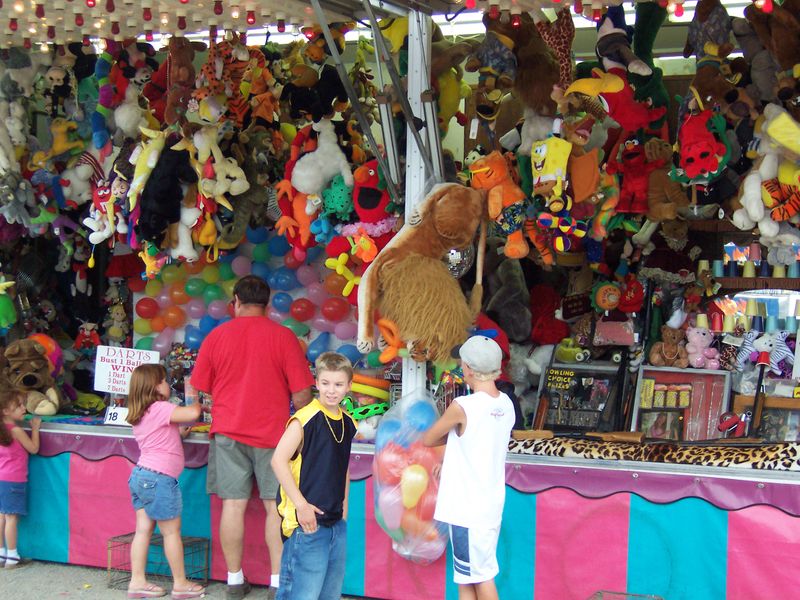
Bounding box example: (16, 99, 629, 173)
(277, 399, 357, 538)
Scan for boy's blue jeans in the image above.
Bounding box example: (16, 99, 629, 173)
(277, 519, 347, 600)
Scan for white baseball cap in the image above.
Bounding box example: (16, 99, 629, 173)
(458, 335, 502, 374)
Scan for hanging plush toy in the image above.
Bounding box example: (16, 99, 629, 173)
(672, 109, 731, 184)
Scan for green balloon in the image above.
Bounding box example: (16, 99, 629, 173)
(252, 242, 271, 263)
(203, 284, 226, 305)
(135, 336, 154, 350)
(281, 317, 310, 337)
(366, 350, 383, 368)
(218, 262, 235, 281)
(0, 295, 16, 328)
(185, 278, 207, 297)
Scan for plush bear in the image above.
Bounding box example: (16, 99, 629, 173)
(142, 37, 206, 126)
(686, 326, 721, 369)
(648, 325, 690, 368)
(484, 258, 532, 343)
(4, 339, 64, 415)
(507, 13, 560, 115)
(690, 42, 759, 121)
(356, 183, 485, 363)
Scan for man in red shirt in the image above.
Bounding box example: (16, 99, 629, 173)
(192, 276, 314, 599)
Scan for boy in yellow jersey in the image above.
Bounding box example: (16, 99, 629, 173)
(271, 352, 357, 600)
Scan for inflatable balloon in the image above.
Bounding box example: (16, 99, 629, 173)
(251, 262, 271, 282)
(324, 273, 347, 296)
(321, 297, 350, 322)
(156, 288, 172, 309)
(207, 299, 229, 320)
(144, 279, 163, 298)
(284, 252, 303, 269)
(135, 336, 154, 351)
(184, 326, 205, 351)
(373, 394, 447, 564)
(334, 321, 357, 341)
(133, 318, 152, 336)
(199, 315, 219, 335)
(163, 305, 187, 329)
(311, 316, 336, 333)
(183, 259, 205, 275)
(366, 350, 383, 368)
(135, 298, 159, 319)
(127, 277, 146, 293)
(336, 344, 362, 366)
(268, 307, 287, 323)
(186, 298, 206, 319)
(272, 292, 293, 313)
(282, 317, 310, 337)
(169, 283, 190, 305)
(150, 315, 166, 333)
(290, 298, 315, 322)
(202, 265, 221, 284)
(252, 242, 271, 263)
(152, 328, 176, 358)
(203, 284, 226, 305)
(160, 264, 183, 284)
(231, 256, 252, 277)
(306, 332, 331, 362)
(271, 267, 300, 291)
(218, 262, 235, 281)
(247, 226, 270, 244)
(27, 334, 63, 377)
(185, 278, 207, 297)
(296, 265, 318, 286)
(268, 235, 291, 256)
(306, 282, 329, 306)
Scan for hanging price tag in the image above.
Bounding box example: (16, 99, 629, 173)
(104, 405, 131, 426)
(469, 118, 479, 140)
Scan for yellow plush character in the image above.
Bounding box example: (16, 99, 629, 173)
(531, 136, 573, 212)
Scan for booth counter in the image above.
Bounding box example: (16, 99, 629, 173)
(19, 423, 800, 600)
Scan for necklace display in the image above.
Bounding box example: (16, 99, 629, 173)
(323, 410, 345, 444)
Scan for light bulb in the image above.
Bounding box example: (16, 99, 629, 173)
(214, 0, 222, 15)
(177, 15, 186, 29)
(231, 5, 240, 19)
(39, 42, 48, 52)
(465, 0, 475, 7)
(47, 25, 55, 38)
(145, 29, 153, 41)
(246, 10, 255, 25)
(511, 12, 521, 28)
(23, 37, 30, 49)
(277, 18, 285, 32)
(674, 2, 684, 16)
(12, 0, 22, 12)
(106, 0, 114, 12)
(160, 12, 168, 25)
(35, 3, 44, 18)
(75, 13, 84, 26)
(179, 0, 189, 3)
(592, 8, 602, 21)
(111, 20, 119, 34)
(488, 3, 499, 19)
(209, 23, 217, 42)
(86, 0, 95, 7)
(143, 7, 151, 20)
(574, 0, 583, 14)
(304, 27, 315, 40)
(82, 34, 90, 45)
(8, 18, 16, 32)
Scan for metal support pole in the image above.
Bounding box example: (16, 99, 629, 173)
(421, 90, 444, 182)
(376, 95, 401, 189)
(309, 0, 402, 205)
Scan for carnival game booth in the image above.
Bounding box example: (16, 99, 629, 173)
(3, 0, 800, 598)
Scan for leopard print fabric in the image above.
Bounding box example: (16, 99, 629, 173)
(508, 438, 800, 471)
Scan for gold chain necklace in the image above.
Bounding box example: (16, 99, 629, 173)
(323, 411, 344, 444)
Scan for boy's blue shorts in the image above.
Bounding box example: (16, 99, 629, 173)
(129, 466, 182, 521)
(0, 480, 27, 515)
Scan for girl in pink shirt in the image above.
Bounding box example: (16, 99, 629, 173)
(0, 390, 40, 569)
(125, 364, 205, 599)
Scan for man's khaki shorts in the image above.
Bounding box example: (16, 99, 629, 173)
(206, 434, 279, 500)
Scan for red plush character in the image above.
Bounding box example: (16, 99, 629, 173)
(529, 284, 570, 346)
(606, 136, 665, 214)
(73, 322, 101, 351)
(618, 274, 645, 314)
(677, 110, 727, 180)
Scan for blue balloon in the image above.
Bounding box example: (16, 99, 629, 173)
(246, 227, 269, 244)
(273, 267, 300, 291)
(268, 235, 291, 257)
(305, 246, 324, 263)
(184, 325, 205, 351)
(375, 419, 403, 451)
(336, 343, 363, 366)
(272, 292, 293, 313)
(217, 316, 232, 326)
(306, 332, 331, 362)
(251, 262, 271, 282)
(218, 252, 236, 264)
(199, 315, 219, 335)
(405, 401, 437, 433)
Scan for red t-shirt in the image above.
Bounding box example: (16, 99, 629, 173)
(191, 316, 314, 448)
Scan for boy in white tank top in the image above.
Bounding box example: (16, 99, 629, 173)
(423, 336, 515, 600)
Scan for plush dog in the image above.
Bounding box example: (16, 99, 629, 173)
(4, 339, 64, 415)
(357, 184, 485, 363)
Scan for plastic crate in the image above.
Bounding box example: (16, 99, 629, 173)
(107, 533, 209, 590)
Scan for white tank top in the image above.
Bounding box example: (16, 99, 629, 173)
(434, 391, 515, 528)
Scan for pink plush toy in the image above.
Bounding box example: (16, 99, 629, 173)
(685, 326, 720, 369)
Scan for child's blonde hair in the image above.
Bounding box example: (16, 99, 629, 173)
(315, 352, 353, 381)
(0, 389, 26, 446)
(126, 363, 168, 425)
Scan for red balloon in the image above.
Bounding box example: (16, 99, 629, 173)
(127, 276, 146, 293)
(135, 297, 159, 319)
(415, 487, 437, 521)
(374, 442, 408, 486)
(321, 297, 350, 322)
(407, 442, 441, 476)
(290, 298, 316, 322)
(284, 252, 303, 269)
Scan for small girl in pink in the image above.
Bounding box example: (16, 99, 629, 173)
(0, 389, 40, 569)
(125, 363, 205, 599)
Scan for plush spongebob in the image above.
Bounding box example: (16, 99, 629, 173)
(531, 136, 573, 212)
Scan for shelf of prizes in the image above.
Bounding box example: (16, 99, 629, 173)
(17, 423, 800, 600)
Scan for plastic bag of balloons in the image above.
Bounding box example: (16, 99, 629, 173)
(372, 393, 448, 565)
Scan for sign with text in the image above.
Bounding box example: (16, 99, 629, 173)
(94, 346, 160, 395)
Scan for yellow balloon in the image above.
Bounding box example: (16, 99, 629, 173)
(202, 265, 221, 284)
(221, 279, 237, 297)
(173, 263, 188, 282)
(400, 464, 429, 509)
(133, 318, 152, 336)
(144, 279, 162, 298)
(280, 122, 297, 144)
(161, 264, 181, 285)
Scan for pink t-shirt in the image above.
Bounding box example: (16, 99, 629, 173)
(133, 401, 184, 479)
(191, 316, 314, 448)
(0, 423, 28, 483)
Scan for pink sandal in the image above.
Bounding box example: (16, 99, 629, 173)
(171, 583, 206, 599)
(127, 583, 167, 598)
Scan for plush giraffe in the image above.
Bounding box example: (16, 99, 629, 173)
(534, 8, 576, 90)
